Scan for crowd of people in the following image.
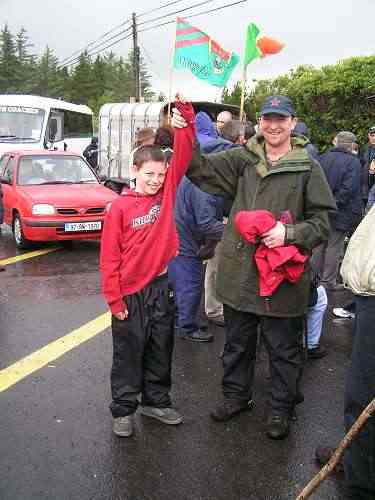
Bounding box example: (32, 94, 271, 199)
(99, 94, 375, 500)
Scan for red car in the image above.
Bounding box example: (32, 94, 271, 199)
(0, 150, 118, 248)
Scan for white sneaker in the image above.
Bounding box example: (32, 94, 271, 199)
(332, 307, 355, 319)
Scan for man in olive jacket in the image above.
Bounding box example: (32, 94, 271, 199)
(172, 95, 336, 440)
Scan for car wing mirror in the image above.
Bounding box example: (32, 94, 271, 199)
(0, 176, 11, 184)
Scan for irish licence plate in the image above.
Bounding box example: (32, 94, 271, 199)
(64, 221, 102, 232)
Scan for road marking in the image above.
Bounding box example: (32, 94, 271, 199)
(0, 247, 60, 266)
(0, 312, 111, 392)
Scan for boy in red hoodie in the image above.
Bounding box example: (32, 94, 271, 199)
(100, 97, 195, 437)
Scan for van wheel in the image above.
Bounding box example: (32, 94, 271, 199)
(13, 213, 32, 249)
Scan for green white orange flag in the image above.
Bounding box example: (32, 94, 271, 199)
(244, 22, 284, 68)
(173, 17, 239, 87)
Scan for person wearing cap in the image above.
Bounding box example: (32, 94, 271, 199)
(360, 125, 375, 205)
(172, 94, 335, 440)
(312, 131, 362, 291)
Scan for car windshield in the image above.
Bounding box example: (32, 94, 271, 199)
(0, 106, 45, 142)
(17, 155, 99, 185)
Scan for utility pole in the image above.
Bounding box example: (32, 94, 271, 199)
(132, 12, 140, 101)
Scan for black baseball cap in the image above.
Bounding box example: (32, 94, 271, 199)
(260, 95, 296, 117)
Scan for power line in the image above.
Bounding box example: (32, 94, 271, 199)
(60, 32, 133, 69)
(137, 0, 185, 18)
(60, 0, 248, 69)
(61, 0, 216, 67)
(60, 0, 186, 66)
(59, 24, 133, 68)
(137, 0, 216, 27)
(59, 18, 132, 66)
(139, 0, 248, 34)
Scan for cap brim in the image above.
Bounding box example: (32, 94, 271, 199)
(260, 108, 292, 117)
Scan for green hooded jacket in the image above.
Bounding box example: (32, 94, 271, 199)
(186, 134, 336, 317)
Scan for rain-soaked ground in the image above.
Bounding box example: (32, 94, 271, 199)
(0, 225, 354, 500)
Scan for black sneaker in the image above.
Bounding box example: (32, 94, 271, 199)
(307, 346, 328, 360)
(181, 330, 214, 342)
(210, 398, 254, 422)
(315, 445, 344, 473)
(266, 414, 290, 440)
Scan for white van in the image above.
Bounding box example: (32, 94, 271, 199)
(0, 95, 93, 155)
(98, 101, 241, 180)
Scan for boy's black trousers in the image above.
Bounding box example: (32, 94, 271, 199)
(110, 274, 175, 418)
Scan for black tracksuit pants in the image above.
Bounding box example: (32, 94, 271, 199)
(110, 274, 175, 418)
(222, 304, 304, 417)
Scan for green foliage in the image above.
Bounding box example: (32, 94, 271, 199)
(0, 25, 156, 119)
(223, 57, 375, 150)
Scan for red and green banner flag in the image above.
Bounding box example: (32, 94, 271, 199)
(173, 17, 239, 87)
(244, 22, 284, 69)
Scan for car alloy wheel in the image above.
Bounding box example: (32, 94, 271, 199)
(13, 213, 31, 249)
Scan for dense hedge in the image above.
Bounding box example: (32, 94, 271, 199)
(223, 56, 375, 151)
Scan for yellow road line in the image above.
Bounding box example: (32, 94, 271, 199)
(0, 312, 111, 392)
(0, 247, 61, 266)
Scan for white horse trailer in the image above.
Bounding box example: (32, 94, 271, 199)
(98, 101, 241, 180)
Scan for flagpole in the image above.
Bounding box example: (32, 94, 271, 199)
(167, 18, 178, 124)
(239, 64, 247, 122)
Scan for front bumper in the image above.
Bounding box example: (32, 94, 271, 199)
(22, 216, 106, 241)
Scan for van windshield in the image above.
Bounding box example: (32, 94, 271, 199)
(0, 106, 45, 142)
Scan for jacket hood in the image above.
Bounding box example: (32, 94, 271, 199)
(195, 112, 218, 146)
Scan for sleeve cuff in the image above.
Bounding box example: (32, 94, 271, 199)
(284, 224, 295, 245)
(109, 299, 125, 315)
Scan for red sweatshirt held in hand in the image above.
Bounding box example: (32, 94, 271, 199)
(100, 101, 196, 314)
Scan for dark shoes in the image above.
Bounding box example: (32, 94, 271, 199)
(207, 315, 225, 327)
(315, 445, 344, 473)
(266, 414, 290, 440)
(210, 398, 254, 422)
(307, 345, 328, 360)
(180, 329, 214, 342)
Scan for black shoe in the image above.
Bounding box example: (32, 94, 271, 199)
(180, 330, 214, 342)
(208, 315, 225, 327)
(266, 414, 290, 440)
(210, 398, 254, 422)
(315, 445, 344, 473)
(307, 346, 327, 360)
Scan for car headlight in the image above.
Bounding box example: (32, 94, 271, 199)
(32, 204, 56, 215)
(105, 202, 112, 213)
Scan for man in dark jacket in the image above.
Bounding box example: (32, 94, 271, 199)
(293, 121, 319, 160)
(313, 131, 361, 290)
(360, 125, 375, 205)
(83, 136, 98, 170)
(172, 95, 336, 439)
(168, 176, 224, 342)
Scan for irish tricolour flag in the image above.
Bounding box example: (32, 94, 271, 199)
(173, 17, 239, 87)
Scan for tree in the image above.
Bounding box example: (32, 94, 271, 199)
(224, 56, 375, 150)
(0, 24, 18, 92)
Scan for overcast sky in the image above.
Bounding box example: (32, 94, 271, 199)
(2, 0, 374, 101)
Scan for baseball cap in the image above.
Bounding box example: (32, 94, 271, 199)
(368, 125, 375, 134)
(259, 95, 296, 117)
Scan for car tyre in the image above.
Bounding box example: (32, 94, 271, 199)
(13, 213, 32, 249)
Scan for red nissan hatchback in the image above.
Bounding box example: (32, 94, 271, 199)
(0, 150, 118, 248)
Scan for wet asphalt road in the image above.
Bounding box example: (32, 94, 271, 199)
(0, 225, 354, 500)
